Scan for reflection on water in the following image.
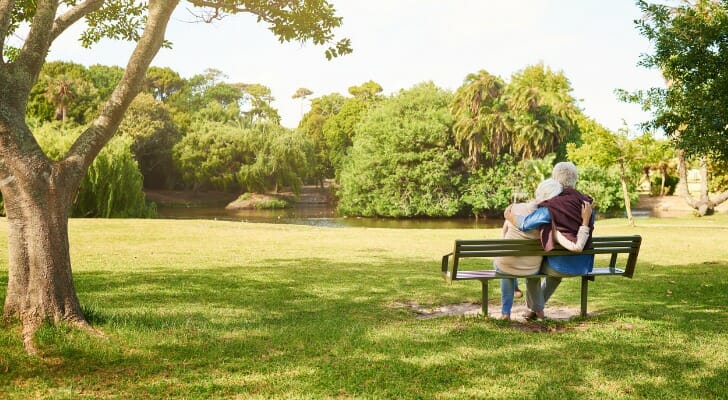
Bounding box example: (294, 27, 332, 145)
(157, 205, 672, 229)
(156, 205, 505, 229)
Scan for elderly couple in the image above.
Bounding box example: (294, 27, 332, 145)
(495, 162, 595, 320)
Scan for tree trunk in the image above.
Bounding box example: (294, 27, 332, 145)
(619, 160, 634, 226)
(643, 166, 652, 195)
(676, 150, 713, 216)
(2, 165, 95, 354)
(697, 156, 713, 215)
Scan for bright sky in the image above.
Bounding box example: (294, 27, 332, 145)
(47, 0, 665, 132)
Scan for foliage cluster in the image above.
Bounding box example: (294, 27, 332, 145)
(173, 121, 312, 195)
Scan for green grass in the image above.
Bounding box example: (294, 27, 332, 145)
(0, 214, 727, 399)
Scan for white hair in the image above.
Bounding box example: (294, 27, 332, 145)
(552, 162, 578, 188)
(533, 178, 563, 203)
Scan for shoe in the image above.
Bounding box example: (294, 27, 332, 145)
(523, 311, 545, 321)
(514, 288, 523, 298)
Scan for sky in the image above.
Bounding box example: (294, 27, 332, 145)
(46, 0, 666, 132)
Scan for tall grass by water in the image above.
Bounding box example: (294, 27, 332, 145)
(1, 214, 727, 399)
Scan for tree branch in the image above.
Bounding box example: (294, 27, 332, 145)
(65, 0, 180, 178)
(714, 189, 728, 206)
(0, 0, 16, 62)
(50, 0, 104, 41)
(15, 0, 57, 91)
(185, 0, 278, 24)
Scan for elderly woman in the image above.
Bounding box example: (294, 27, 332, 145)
(504, 162, 595, 320)
(496, 177, 592, 320)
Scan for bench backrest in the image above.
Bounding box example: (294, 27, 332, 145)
(443, 235, 641, 282)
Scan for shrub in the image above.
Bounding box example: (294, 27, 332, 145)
(254, 199, 289, 209)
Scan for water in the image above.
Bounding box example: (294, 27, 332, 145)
(156, 205, 505, 229)
(156, 204, 671, 229)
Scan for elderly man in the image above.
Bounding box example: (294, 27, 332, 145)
(504, 162, 595, 320)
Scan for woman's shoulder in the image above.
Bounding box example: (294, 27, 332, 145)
(510, 202, 537, 215)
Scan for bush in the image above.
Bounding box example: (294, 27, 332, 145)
(254, 199, 289, 209)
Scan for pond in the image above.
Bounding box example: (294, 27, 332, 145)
(156, 204, 668, 229)
(156, 205, 505, 229)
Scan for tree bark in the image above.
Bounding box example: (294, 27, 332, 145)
(2, 162, 93, 354)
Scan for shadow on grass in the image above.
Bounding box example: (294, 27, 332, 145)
(0, 258, 726, 399)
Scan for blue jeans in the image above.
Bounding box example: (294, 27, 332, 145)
(499, 278, 517, 316)
(526, 262, 578, 313)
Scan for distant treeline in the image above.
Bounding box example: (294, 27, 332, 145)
(24, 61, 687, 218)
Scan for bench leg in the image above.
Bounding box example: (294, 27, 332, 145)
(580, 276, 588, 318)
(481, 280, 488, 317)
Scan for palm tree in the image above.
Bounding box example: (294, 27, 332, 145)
(450, 70, 510, 170)
(44, 76, 75, 122)
(506, 64, 577, 160)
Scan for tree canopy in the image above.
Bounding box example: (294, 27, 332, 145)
(633, 0, 728, 160)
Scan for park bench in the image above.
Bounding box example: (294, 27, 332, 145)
(441, 235, 642, 318)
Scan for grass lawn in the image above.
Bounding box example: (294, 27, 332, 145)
(0, 214, 727, 399)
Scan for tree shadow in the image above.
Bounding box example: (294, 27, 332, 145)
(0, 258, 726, 398)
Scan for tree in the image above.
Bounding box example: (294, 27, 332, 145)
(505, 63, 579, 161)
(239, 83, 281, 123)
(630, 0, 728, 214)
(0, 0, 350, 354)
(117, 93, 183, 189)
(297, 93, 346, 185)
(635, 0, 728, 160)
(292, 87, 313, 118)
(347, 80, 382, 101)
(173, 122, 312, 194)
(337, 82, 461, 217)
(322, 97, 367, 179)
(34, 122, 155, 218)
(568, 118, 644, 225)
(27, 61, 105, 124)
(639, 135, 676, 196)
(321, 81, 383, 180)
(144, 66, 185, 101)
(450, 70, 509, 170)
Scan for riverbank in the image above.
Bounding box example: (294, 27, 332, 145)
(146, 187, 727, 216)
(144, 185, 334, 209)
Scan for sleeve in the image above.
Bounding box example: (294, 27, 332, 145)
(554, 226, 591, 252)
(518, 207, 552, 231)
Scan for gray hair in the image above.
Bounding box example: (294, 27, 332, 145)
(533, 178, 563, 203)
(552, 162, 578, 188)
